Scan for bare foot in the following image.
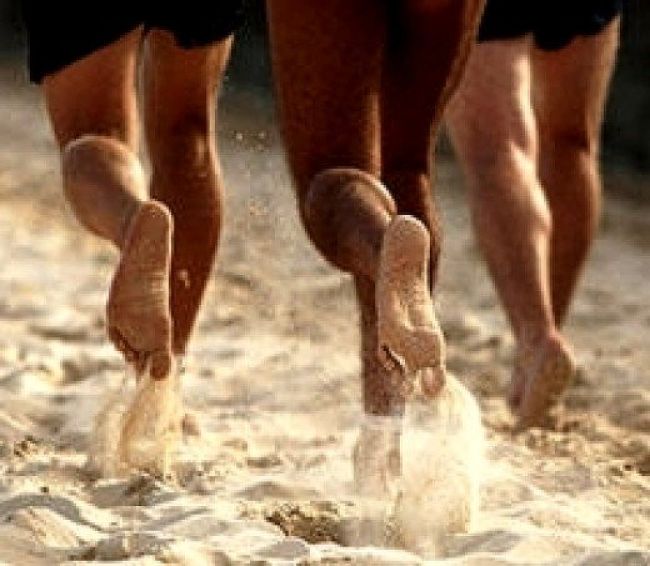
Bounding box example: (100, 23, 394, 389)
(376, 215, 446, 395)
(509, 333, 576, 429)
(107, 201, 173, 379)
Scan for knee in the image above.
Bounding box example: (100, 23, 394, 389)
(458, 137, 552, 232)
(148, 114, 214, 169)
(462, 138, 538, 192)
(449, 104, 538, 189)
(542, 122, 599, 166)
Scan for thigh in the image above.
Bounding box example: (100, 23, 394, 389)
(42, 28, 143, 149)
(532, 17, 620, 152)
(266, 0, 387, 191)
(381, 0, 486, 171)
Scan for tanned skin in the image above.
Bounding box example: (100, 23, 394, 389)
(43, 28, 232, 380)
(267, 0, 485, 493)
(447, 19, 620, 427)
(267, 0, 485, 418)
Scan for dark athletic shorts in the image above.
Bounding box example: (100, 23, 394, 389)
(22, 1, 244, 83)
(478, 0, 623, 51)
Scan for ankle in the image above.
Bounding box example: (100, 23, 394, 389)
(515, 325, 562, 353)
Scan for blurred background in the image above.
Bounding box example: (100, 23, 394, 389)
(0, 0, 648, 183)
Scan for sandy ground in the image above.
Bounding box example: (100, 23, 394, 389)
(0, 72, 649, 565)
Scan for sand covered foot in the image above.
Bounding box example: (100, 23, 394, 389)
(376, 215, 445, 394)
(107, 201, 173, 380)
(509, 334, 576, 429)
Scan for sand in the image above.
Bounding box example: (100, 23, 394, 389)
(0, 73, 648, 564)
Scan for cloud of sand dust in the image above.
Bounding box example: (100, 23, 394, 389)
(391, 374, 484, 557)
(87, 362, 183, 478)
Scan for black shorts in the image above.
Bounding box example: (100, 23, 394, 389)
(22, 1, 244, 83)
(478, 0, 622, 51)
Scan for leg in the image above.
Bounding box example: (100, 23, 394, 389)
(446, 39, 574, 427)
(268, 0, 389, 278)
(269, 0, 483, 411)
(269, 0, 482, 495)
(43, 28, 174, 378)
(379, 0, 485, 394)
(143, 30, 233, 355)
(268, 0, 403, 418)
(533, 19, 620, 324)
(43, 28, 144, 246)
(382, 0, 484, 269)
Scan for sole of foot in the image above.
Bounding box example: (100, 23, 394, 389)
(107, 200, 174, 380)
(376, 215, 445, 395)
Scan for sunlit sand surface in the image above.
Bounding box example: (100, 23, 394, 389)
(0, 76, 648, 563)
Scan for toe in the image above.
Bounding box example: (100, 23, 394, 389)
(378, 343, 405, 374)
(420, 365, 446, 398)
